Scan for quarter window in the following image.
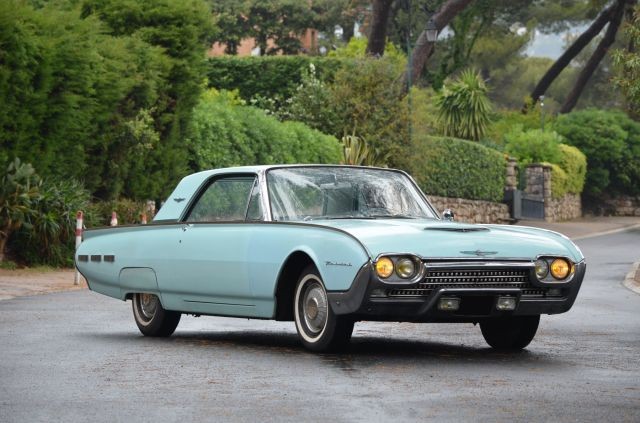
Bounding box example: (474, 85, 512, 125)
(187, 176, 255, 222)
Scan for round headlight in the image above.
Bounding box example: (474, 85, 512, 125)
(550, 258, 571, 280)
(396, 258, 417, 279)
(375, 257, 394, 279)
(534, 259, 549, 279)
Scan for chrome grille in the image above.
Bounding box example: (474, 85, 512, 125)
(387, 267, 546, 298)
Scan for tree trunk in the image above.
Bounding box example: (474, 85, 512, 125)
(526, 2, 618, 111)
(402, 0, 473, 92)
(341, 17, 355, 42)
(366, 0, 394, 56)
(560, 0, 627, 113)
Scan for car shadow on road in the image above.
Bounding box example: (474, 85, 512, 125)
(87, 329, 560, 369)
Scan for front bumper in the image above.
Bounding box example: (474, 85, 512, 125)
(327, 260, 586, 322)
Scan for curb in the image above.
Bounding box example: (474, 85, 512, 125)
(572, 223, 640, 241)
(623, 260, 640, 295)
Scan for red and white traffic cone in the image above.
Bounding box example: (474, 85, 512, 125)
(140, 212, 147, 225)
(74, 211, 83, 285)
(110, 211, 118, 226)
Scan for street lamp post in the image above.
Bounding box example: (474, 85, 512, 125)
(425, 17, 438, 42)
(540, 95, 545, 131)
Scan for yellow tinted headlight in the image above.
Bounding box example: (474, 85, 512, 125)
(550, 258, 571, 280)
(375, 257, 394, 279)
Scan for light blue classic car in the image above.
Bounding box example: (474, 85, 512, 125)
(76, 165, 586, 352)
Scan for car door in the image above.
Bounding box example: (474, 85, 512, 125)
(167, 174, 258, 316)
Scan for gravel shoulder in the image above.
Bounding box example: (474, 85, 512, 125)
(0, 268, 86, 301)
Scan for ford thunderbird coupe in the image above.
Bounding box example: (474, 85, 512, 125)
(76, 165, 586, 352)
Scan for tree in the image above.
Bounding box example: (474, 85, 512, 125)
(613, 5, 640, 114)
(560, 0, 628, 112)
(526, 0, 634, 112)
(316, 0, 368, 44)
(80, 0, 215, 198)
(403, 0, 473, 92)
(237, 0, 315, 55)
(366, 0, 394, 56)
(210, 0, 247, 54)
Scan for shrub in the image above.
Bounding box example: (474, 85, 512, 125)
(276, 63, 339, 133)
(206, 56, 346, 103)
(436, 69, 492, 141)
(1, 0, 214, 201)
(0, 159, 40, 262)
(328, 57, 409, 167)
(557, 144, 587, 194)
(504, 128, 563, 165)
(409, 136, 506, 202)
(554, 109, 640, 197)
(485, 107, 552, 147)
(340, 135, 389, 167)
(543, 163, 569, 199)
(409, 87, 440, 138)
(328, 37, 407, 69)
(86, 199, 150, 227)
(9, 178, 90, 267)
(186, 89, 341, 170)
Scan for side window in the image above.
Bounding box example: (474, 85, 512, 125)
(187, 176, 255, 222)
(246, 180, 264, 221)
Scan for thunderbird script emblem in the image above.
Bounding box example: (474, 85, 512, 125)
(460, 249, 498, 257)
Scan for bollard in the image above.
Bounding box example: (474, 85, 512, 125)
(74, 211, 83, 285)
(110, 211, 118, 226)
(140, 212, 147, 225)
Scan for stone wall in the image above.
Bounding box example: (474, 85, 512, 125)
(598, 195, 640, 216)
(545, 193, 582, 222)
(428, 195, 510, 224)
(524, 164, 582, 222)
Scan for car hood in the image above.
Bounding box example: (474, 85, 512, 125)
(310, 219, 583, 262)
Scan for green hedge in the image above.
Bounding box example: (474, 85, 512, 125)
(186, 90, 341, 170)
(542, 162, 569, 199)
(554, 109, 640, 197)
(206, 56, 347, 101)
(409, 136, 506, 202)
(557, 144, 587, 194)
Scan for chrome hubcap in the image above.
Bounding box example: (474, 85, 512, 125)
(139, 293, 158, 320)
(303, 284, 327, 334)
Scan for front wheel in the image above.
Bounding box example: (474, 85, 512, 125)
(294, 266, 354, 352)
(480, 315, 540, 350)
(132, 293, 181, 337)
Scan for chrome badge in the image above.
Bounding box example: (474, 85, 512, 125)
(460, 250, 498, 257)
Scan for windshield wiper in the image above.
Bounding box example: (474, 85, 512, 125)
(302, 214, 377, 220)
(367, 214, 419, 219)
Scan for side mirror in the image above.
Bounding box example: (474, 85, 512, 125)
(443, 208, 455, 221)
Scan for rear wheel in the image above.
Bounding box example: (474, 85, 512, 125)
(294, 266, 354, 352)
(480, 315, 540, 350)
(132, 293, 181, 337)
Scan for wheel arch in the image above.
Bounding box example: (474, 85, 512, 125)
(274, 251, 317, 321)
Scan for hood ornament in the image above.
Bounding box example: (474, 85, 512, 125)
(460, 249, 498, 257)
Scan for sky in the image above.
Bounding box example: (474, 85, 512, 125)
(524, 24, 590, 59)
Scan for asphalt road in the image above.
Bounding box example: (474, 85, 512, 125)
(1, 230, 639, 422)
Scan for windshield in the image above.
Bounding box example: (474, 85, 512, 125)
(267, 167, 436, 221)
